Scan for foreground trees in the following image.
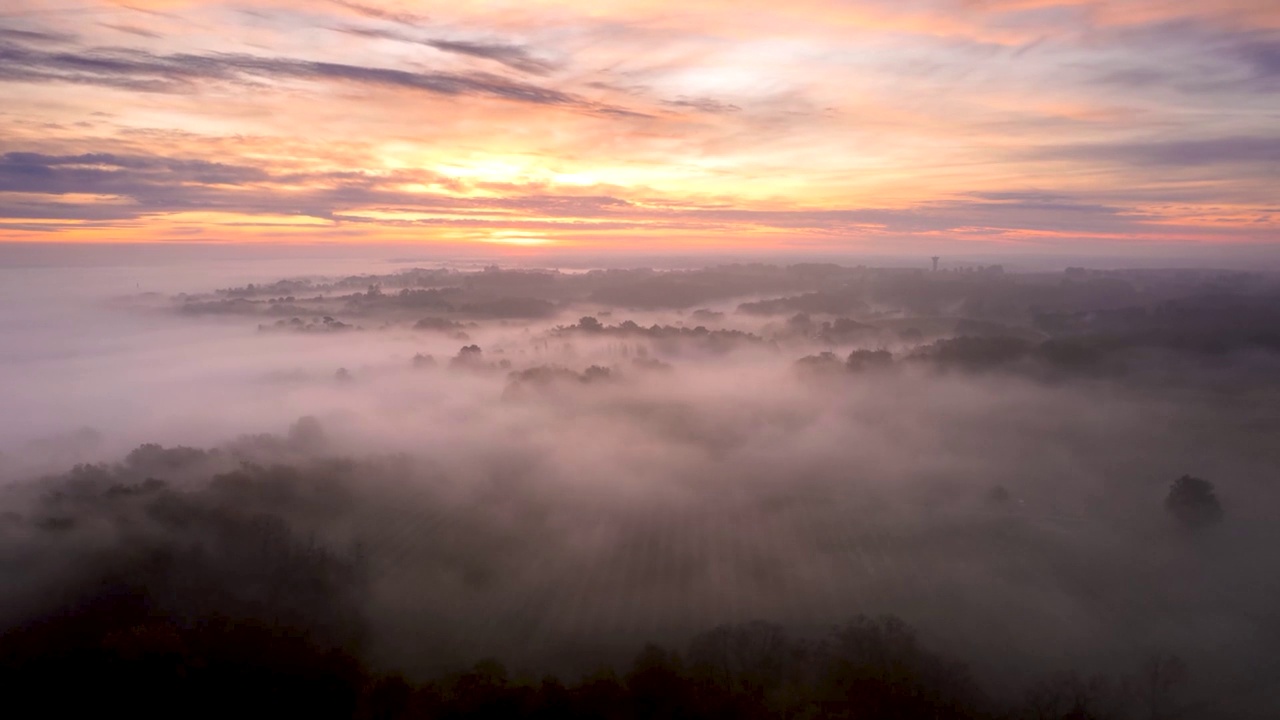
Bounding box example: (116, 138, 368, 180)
(0, 446, 1212, 719)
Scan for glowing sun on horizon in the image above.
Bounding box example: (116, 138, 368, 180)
(482, 231, 554, 246)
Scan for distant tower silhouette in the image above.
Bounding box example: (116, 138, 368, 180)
(931, 256, 940, 272)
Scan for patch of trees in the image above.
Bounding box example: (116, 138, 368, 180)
(179, 297, 258, 315)
(631, 356, 675, 373)
(218, 269, 457, 299)
(446, 345, 511, 372)
(187, 265, 1280, 343)
(457, 296, 558, 319)
(788, 334, 1127, 377)
(508, 365, 612, 385)
(1, 586, 1194, 720)
(449, 344, 486, 370)
(502, 365, 613, 399)
(218, 278, 318, 298)
(340, 289, 556, 320)
(1, 459, 370, 719)
(816, 317, 878, 344)
(333, 287, 460, 315)
(906, 335, 1125, 375)
(737, 268, 1138, 322)
(260, 316, 357, 333)
(0, 444, 1210, 719)
(846, 349, 893, 371)
(1033, 294, 1280, 355)
(919, 336, 1036, 370)
(462, 268, 562, 296)
(794, 351, 849, 375)
(794, 326, 1280, 379)
(739, 290, 870, 316)
(795, 349, 894, 376)
(586, 266, 812, 309)
(563, 316, 767, 355)
(1164, 475, 1224, 530)
(388, 288, 460, 310)
(413, 317, 473, 340)
(190, 283, 561, 323)
(413, 317, 471, 333)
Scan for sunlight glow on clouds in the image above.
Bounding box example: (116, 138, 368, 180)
(0, 0, 1276, 251)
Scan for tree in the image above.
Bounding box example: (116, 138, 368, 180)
(583, 365, 612, 382)
(794, 351, 845, 375)
(449, 345, 485, 370)
(927, 335, 1032, 369)
(787, 313, 813, 332)
(1164, 475, 1223, 529)
(846, 349, 892, 371)
(687, 621, 792, 695)
(986, 484, 1011, 506)
(287, 416, 326, 450)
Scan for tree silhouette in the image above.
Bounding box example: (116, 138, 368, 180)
(1164, 475, 1223, 529)
(846, 349, 892, 371)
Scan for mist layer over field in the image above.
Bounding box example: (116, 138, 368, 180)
(2, 249, 1279, 717)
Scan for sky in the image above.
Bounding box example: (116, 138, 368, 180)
(0, 0, 1277, 253)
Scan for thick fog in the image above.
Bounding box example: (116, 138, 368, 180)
(2, 250, 1279, 717)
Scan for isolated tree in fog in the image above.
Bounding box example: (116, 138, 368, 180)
(583, 365, 611, 382)
(578, 315, 603, 331)
(450, 344, 486, 370)
(287, 415, 326, 451)
(1164, 475, 1223, 529)
(986, 484, 1011, 506)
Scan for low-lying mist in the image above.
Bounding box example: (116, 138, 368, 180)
(2, 256, 1278, 717)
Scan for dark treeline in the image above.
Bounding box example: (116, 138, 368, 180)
(0, 443, 1215, 719)
(0, 561, 1199, 720)
(165, 264, 1280, 389)
(178, 263, 1280, 327)
(795, 327, 1280, 381)
(557, 315, 769, 354)
(3, 609, 1192, 720)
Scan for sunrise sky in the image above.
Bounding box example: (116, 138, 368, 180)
(1, 0, 1277, 252)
